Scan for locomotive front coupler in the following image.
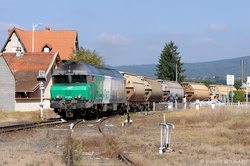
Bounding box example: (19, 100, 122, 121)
(66, 109, 74, 118)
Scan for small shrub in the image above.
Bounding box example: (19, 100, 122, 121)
(52, 136, 58, 140)
(73, 140, 83, 165)
(229, 91, 245, 102)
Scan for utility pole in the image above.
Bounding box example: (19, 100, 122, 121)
(241, 60, 244, 85)
(175, 64, 178, 82)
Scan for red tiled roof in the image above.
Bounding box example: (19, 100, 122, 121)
(10, 28, 78, 60)
(2, 52, 61, 92)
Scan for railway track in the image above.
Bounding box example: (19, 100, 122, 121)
(98, 115, 137, 166)
(66, 119, 84, 166)
(65, 115, 137, 166)
(0, 119, 66, 133)
(0, 118, 84, 166)
(1, 115, 137, 165)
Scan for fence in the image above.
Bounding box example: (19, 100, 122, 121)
(155, 101, 250, 111)
(15, 98, 50, 112)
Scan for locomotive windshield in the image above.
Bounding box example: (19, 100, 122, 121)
(53, 75, 86, 84)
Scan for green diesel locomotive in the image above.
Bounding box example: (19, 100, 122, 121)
(50, 62, 127, 118)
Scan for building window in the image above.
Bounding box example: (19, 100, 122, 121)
(44, 47, 50, 52)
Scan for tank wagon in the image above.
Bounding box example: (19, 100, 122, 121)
(158, 80, 184, 102)
(138, 76, 163, 110)
(181, 82, 210, 102)
(120, 72, 162, 111)
(120, 72, 145, 104)
(144, 77, 163, 102)
(50, 62, 126, 118)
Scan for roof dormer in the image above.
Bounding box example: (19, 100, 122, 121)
(42, 44, 52, 52)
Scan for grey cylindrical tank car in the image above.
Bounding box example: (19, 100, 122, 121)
(157, 80, 184, 102)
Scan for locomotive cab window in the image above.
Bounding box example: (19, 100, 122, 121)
(53, 75, 68, 84)
(72, 75, 86, 83)
(53, 75, 86, 84)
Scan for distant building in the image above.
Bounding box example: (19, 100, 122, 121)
(1, 52, 62, 111)
(0, 54, 15, 111)
(1, 27, 79, 61)
(209, 85, 236, 102)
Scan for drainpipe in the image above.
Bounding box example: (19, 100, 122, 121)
(24, 91, 28, 98)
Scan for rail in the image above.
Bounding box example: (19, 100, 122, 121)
(66, 119, 84, 166)
(0, 119, 65, 133)
(98, 115, 137, 166)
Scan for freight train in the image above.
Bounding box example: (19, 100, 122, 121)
(50, 62, 187, 118)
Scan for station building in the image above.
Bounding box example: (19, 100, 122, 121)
(0, 27, 79, 111)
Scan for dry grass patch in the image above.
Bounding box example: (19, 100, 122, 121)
(0, 129, 63, 166)
(0, 109, 59, 125)
(112, 107, 250, 165)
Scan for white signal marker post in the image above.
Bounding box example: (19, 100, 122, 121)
(226, 75, 234, 104)
(37, 70, 46, 119)
(159, 114, 174, 154)
(246, 77, 250, 107)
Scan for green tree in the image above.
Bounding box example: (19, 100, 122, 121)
(155, 41, 186, 82)
(234, 80, 242, 90)
(229, 91, 244, 102)
(69, 46, 105, 67)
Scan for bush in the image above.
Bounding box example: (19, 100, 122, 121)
(229, 91, 245, 102)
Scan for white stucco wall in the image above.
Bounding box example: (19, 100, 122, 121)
(15, 99, 51, 112)
(0, 55, 15, 111)
(3, 32, 25, 53)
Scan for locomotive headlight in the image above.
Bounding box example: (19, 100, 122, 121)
(56, 95, 63, 100)
(74, 94, 82, 99)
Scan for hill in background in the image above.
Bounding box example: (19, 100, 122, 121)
(110, 56, 250, 79)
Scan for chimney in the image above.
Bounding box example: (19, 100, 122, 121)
(8, 29, 13, 36)
(45, 27, 50, 31)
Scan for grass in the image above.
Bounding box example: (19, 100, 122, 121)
(0, 107, 249, 165)
(111, 106, 250, 166)
(52, 136, 58, 140)
(0, 110, 38, 119)
(62, 138, 83, 166)
(0, 109, 59, 125)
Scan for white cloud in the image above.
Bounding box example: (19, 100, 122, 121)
(0, 22, 23, 30)
(0, 22, 24, 46)
(95, 33, 131, 45)
(208, 24, 229, 31)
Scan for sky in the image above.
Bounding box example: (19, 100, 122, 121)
(1, 0, 250, 66)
